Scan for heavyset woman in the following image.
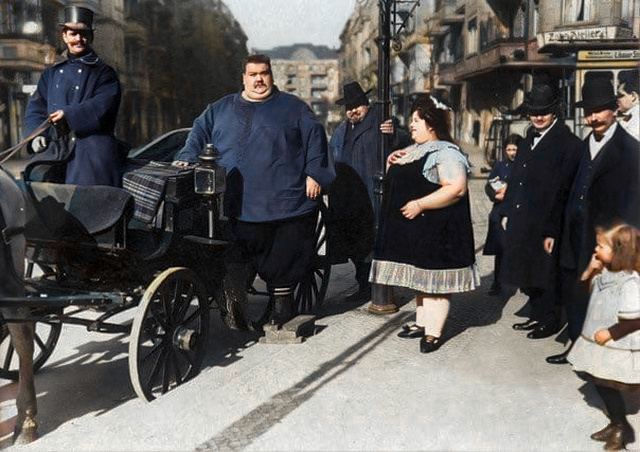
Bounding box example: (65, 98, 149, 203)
(369, 95, 480, 353)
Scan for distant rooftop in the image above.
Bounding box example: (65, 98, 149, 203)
(257, 44, 338, 60)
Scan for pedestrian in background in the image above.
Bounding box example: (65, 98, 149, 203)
(24, 5, 124, 186)
(616, 69, 640, 140)
(549, 74, 640, 365)
(173, 54, 335, 325)
(568, 223, 640, 451)
(369, 94, 480, 353)
(502, 73, 583, 340)
(483, 133, 522, 296)
(329, 81, 409, 304)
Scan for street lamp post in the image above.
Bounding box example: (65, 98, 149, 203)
(370, 0, 420, 310)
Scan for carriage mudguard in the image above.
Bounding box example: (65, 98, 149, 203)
(24, 182, 134, 240)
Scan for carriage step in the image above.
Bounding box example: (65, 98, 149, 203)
(259, 315, 317, 344)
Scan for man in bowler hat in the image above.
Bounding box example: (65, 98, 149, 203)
(24, 5, 123, 186)
(501, 73, 584, 340)
(329, 81, 409, 305)
(548, 74, 640, 364)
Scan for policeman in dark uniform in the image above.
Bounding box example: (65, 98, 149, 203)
(24, 5, 123, 186)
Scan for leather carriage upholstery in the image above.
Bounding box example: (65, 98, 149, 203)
(23, 182, 134, 249)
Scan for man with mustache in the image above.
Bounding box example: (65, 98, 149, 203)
(24, 5, 123, 186)
(174, 54, 335, 325)
(548, 74, 640, 364)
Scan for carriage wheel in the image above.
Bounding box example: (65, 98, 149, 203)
(0, 310, 62, 381)
(294, 200, 331, 314)
(129, 267, 210, 402)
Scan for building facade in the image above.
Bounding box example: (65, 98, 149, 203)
(266, 44, 341, 135)
(0, 0, 247, 154)
(339, 0, 639, 168)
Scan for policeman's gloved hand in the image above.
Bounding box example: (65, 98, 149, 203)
(30, 136, 48, 153)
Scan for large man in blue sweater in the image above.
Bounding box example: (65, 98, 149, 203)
(174, 54, 335, 324)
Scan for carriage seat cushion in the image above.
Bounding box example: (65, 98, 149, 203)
(24, 182, 134, 241)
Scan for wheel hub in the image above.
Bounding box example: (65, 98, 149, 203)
(173, 327, 197, 351)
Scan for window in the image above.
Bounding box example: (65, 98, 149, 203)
(466, 18, 478, 56)
(563, 0, 593, 23)
(513, 5, 526, 38)
(620, 0, 633, 27)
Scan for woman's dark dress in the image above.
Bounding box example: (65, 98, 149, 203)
(370, 142, 478, 294)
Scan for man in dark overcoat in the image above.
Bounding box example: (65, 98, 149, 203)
(500, 74, 584, 339)
(24, 6, 123, 187)
(546, 75, 640, 364)
(328, 81, 409, 303)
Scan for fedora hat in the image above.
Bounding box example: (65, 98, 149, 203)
(60, 6, 94, 31)
(336, 81, 372, 110)
(523, 77, 560, 115)
(576, 75, 618, 111)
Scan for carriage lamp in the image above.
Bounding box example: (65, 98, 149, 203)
(195, 144, 226, 239)
(194, 144, 226, 196)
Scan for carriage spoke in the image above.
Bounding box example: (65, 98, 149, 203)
(149, 303, 169, 331)
(171, 350, 183, 386)
(178, 349, 196, 373)
(161, 288, 173, 325)
(161, 352, 171, 394)
(174, 283, 194, 321)
(3, 342, 15, 370)
(34, 331, 47, 352)
(182, 306, 206, 326)
(145, 346, 168, 393)
(141, 339, 164, 363)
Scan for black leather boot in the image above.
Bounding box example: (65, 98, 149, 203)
(271, 291, 295, 325)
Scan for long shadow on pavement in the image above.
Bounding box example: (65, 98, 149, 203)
(194, 309, 412, 451)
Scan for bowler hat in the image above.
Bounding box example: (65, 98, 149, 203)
(576, 75, 617, 111)
(336, 81, 372, 110)
(523, 78, 559, 115)
(60, 6, 94, 31)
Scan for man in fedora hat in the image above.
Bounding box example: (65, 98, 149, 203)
(500, 73, 584, 341)
(24, 5, 124, 186)
(547, 73, 640, 365)
(328, 81, 409, 304)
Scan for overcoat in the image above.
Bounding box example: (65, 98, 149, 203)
(482, 159, 513, 256)
(500, 121, 584, 289)
(328, 107, 409, 262)
(330, 106, 385, 206)
(560, 125, 640, 274)
(24, 51, 123, 186)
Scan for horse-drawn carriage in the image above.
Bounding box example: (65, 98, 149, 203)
(0, 128, 332, 442)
